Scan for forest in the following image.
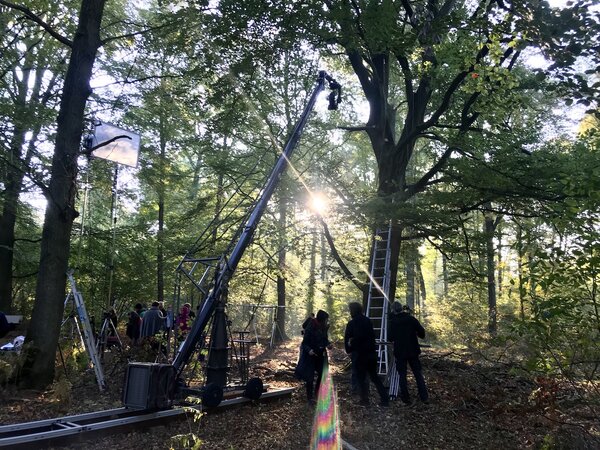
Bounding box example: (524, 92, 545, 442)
(1, 0, 599, 449)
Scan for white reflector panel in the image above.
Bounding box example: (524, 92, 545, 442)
(91, 122, 140, 167)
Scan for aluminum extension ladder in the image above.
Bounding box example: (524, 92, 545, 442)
(65, 270, 106, 390)
(365, 224, 399, 396)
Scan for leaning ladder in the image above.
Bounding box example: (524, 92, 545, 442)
(66, 270, 106, 390)
(365, 224, 392, 376)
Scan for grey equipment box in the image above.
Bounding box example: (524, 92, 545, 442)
(123, 362, 175, 409)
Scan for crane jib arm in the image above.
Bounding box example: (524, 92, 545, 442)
(172, 71, 341, 375)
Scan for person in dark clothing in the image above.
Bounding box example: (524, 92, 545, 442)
(301, 313, 315, 335)
(126, 303, 142, 344)
(295, 309, 332, 403)
(344, 302, 389, 407)
(140, 301, 165, 337)
(158, 302, 167, 320)
(388, 301, 429, 404)
(140, 301, 167, 356)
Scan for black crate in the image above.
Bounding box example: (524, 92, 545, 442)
(123, 363, 175, 409)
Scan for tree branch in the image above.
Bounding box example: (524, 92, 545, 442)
(0, 0, 73, 47)
(317, 216, 366, 292)
(337, 125, 375, 132)
(433, 123, 483, 132)
(419, 43, 490, 130)
(400, 0, 416, 26)
(14, 237, 42, 244)
(82, 134, 131, 156)
(406, 146, 456, 197)
(346, 49, 374, 98)
(101, 20, 179, 45)
(395, 53, 415, 108)
(460, 216, 485, 278)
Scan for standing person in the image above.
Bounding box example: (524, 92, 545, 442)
(158, 302, 167, 319)
(126, 303, 142, 345)
(388, 301, 429, 405)
(158, 302, 170, 339)
(140, 301, 165, 338)
(295, 309, 332, 403)
(177, 303, 193, 337)
(344, 302, 389, 407)
(165, 305, 174, 331)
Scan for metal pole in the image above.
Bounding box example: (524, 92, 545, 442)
(107, 165, 118, 309)
(173, 71, 330, 376)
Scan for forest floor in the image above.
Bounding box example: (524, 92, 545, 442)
(0, 334, 599, 450)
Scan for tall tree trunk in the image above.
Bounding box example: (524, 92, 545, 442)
(417, 256, 426, 311)
(527, 227, 537, 297)
(210, 172, 224, 253)
(484, 207, 497, 336)
(0, 120, 45, 311)
(516, 223, 526, 320)
(319, 228, 336, 323)
(320, 226, 327, 282)
(306, 229, 317, 315)
(106, 166, 118, 307)
(497, 222, 503, 296)
(325, 279, 334, 327)
(405, 257, 415, 310)
(20, 0, 106, 388)
(442, 253, 449, 297)
(210, 136, 228, 254)
(0, 48, 35, 312)
(387, 224, 402, 303)
(0, 0, 63, 312)
(0, 134, 27, 312)
(275, 192, 288, 341)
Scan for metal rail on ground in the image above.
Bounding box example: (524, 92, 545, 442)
(0, 387, 294, 448)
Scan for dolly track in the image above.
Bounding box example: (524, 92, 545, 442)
(0, 388, 294, 448)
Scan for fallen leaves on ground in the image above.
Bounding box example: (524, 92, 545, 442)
(0, 338, 598, 449)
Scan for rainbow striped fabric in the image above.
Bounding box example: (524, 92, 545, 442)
(309, 358, 341, 450)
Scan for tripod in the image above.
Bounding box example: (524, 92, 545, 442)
(96, 313, 123, 359)
(269, 307, 285, 348)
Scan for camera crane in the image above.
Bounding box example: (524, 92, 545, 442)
(123, 71, 342, 408)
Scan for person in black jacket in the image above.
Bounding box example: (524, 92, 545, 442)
(344, 302, 389, 407)
(126, 303, 142, 345)
(388, 301, 429, 404)
(295, 309, 332, 403)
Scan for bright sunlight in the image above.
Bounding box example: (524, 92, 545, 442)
(308, 193, 328, 215)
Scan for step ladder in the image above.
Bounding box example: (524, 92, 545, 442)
(365, 224, 400, 398)
(65, 270, 106, 390)
(366, 225, 392, 375)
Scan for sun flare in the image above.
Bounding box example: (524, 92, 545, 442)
(309, 193, 328, 215)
